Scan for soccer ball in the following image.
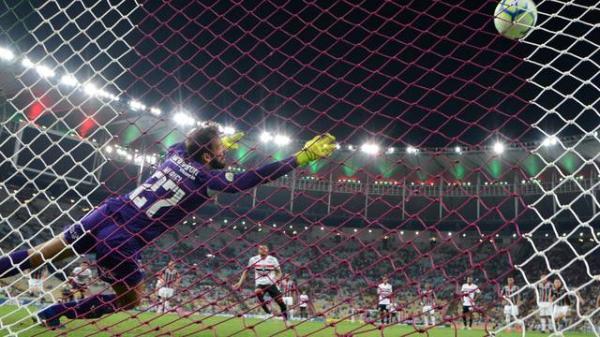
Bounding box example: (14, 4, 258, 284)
(494, 0, 538, 40)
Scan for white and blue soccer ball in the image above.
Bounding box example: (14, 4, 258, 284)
(494, 0, 538, 40)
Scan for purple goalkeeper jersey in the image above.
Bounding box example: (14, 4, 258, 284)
(106, 143, 297, 244)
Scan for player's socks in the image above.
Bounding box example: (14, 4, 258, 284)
(469, 318, 473, 327)
(463, 316, 467, 326)
(431, 317, 435, 326)
(38, 294, 117, 320)
(0, 250, 31, 278)
(541, 318, 546, 332)
(276, 301, 287, 320)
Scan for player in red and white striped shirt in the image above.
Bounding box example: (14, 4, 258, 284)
(280, 276, 298, 319)
(537, 273, 553, 333)
(419, 283, 437, 326)
(157, 260, 180, 313)
(501, 276, 520, 330)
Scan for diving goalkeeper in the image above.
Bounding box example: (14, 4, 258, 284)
(0, 125, 336, 328)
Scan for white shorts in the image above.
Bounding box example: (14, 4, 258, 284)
(283, 296, 294, 306)
(538, 302, 552, 316)
(553, 305, 569, 318)
(422, 305, 434, 314)
(158, 287, 175, 299)
(503, 305, 519, 316)
(28, 279, 43, 291)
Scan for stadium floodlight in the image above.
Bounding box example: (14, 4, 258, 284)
(386, 147, 395, 154)
(34, 64, 55, 78)
(83, 83, 99, 96)
(360, 143, 380, 155)
(406, 146, 418, 154)
(105, 146, 113, 154)
(335, 143, 341, 150)
(260, 131, 273, 143)
(273, 134, 291, 146)
(454, 146, 462, 154)
(542, 135, 558, 147)
(173, 112, 196, 126)
(0, 47, 15, 61)
(128, 100, 146, 111)
(149, 107, 161, 116)
(492, 141, 505, 155)
(347, 145, 355, 151)
(60, 74, 78, 87)
(221, 126, 236, 135)
(21, 57, 34, 68)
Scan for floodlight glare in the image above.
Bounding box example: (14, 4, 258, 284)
(149, 107, 162, 116)
(60, 74, 78, 87)
(260, 131, 273, 143)
(406, 146, 418, 154)
(34, 64, 55, 78)
(0, 47, 15, 61)
(221, 126, 236, 135)
(129, 100, 146, 111)
(173, 112, 196, 126)
(542, 135, 558, 147)
(360, 143, 380, 155)
(492, 142, 505, 155)
(273, 134, 291, 146)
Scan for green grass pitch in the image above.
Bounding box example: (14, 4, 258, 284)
(0, 305, 594, 336)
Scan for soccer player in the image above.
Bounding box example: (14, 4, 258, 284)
(419, 283, 437, 326)
(299, 290, 309, 319)
(234, 245, 288, 320)
(28, 264, 47, 304)
(280, 275, 298, 319)
(537, 273, 553, 333)
(156, 259, 180, 313)
(501, 276, 520, 330)
(377, 276, 393, 325)
(551, 278, 570, 330)
(461, 276, 480, 330)
(69, 261, 93, 300)
(0, 126, 336, 328)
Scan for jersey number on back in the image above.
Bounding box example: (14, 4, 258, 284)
(129, 170, 186, 218)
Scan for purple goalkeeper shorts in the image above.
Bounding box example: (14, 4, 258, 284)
(63, 203, 144, 287)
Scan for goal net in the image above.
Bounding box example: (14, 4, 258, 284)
(0, 0, 598, 336)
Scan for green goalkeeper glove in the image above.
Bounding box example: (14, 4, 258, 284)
(295, 133, 337, 167)
(221, 132, 245, 150)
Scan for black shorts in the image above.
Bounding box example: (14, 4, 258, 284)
(70, 281, 88, 292)
(256, 284, 282, 299)
(463, 305, 473, 313)
(378, 304, 389, 312)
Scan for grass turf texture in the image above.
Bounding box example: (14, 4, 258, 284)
(0, 306, 593, 336)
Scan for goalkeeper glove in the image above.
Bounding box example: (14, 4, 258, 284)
(221, 132, 245, 150)
(295, 133, 337, 167)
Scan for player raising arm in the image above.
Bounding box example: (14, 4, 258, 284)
(0, 126, 336, 328)
(234, 245, 288, 320)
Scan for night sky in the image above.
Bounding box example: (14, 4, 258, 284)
(0, 0, 598, 150)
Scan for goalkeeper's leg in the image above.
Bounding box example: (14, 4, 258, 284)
(0, 203, 114, 278)
(36, 253, 144, 327)
(36, 280, 143, 327)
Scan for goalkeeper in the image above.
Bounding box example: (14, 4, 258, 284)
(0, 125, 336, 328)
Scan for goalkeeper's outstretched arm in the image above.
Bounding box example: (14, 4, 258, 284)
(206, 133, 336, 193)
